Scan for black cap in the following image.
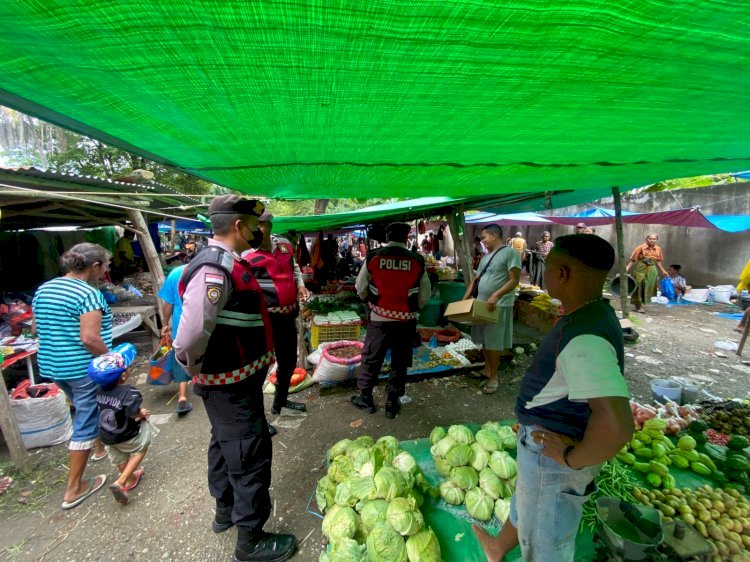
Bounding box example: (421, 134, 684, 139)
(386, 222, 411, 240)
(208, 195, 265, 217)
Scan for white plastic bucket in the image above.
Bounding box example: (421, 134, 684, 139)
(651, 379, 682, 404)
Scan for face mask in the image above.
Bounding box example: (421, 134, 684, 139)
(243, 225, 264, 249)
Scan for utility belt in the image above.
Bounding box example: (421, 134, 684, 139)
(369, 303, 418, 320)
(194, 351, 275, 386)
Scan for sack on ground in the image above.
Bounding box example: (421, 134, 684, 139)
(312, 340, 364, 384)
(11, 384, 72, 449)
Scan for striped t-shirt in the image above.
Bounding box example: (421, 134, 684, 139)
(33, 277, 113, 380)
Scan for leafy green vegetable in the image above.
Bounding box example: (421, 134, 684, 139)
(354, 435, 374, 448)
(386, 496, 424, 536)
(446, 443, 474, 467)
(329, 439, 353, 461)
(489, 451, 517, 479)
(475, 429, 503, 453)
(430, 436, 457, 458)
(470, 443, 489, 472)
(329, 455, 356, 483)
(347, 475, 377, 501)
(405, 527, 442, 562)
(450, 466, 479, 490)
(429, 426, 446, 446)
(376, 435, 400, 450)
(448, 424, 475, 445)
(392, 451, 418, 475)
(478, 467, 503, 500)
(494, 498, 511, 523)
(322, 505, 359, 541)
(316, 475, 337, 514)
(359, 499, 389, 533)
(366, 522, 408, 562)
(465, 487, 494, 521)
(319, 538, 367, 562)
(434, 456, 453, 478)
(439, 480, 465, 505)
(335, 479, 359, 508)
(374, 466, 409, 501)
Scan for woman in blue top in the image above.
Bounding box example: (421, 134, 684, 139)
(33, 243, 113, 509)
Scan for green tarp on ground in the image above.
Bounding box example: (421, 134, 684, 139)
(2, 2, 750, 198)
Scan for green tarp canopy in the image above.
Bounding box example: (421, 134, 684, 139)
(1, 2, 750, 199)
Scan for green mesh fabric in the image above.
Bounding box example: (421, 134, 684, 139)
(1, 1, 750, 199)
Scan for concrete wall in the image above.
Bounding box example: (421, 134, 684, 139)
(468, 184, 750, 287)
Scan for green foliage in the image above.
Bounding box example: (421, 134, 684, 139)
(645, 173, 741, 192)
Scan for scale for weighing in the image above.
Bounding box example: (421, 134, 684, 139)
(594, 497, 713, 562)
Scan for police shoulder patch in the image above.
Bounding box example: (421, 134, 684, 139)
(206, 285, 222, 305)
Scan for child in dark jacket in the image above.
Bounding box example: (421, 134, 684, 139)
(89, 343, 158, 504)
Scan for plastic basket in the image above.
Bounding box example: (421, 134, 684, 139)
(311, 321, 362, 348)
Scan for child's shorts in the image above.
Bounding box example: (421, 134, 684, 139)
(106, 421, 160, 465)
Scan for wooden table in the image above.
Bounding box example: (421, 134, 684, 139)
(111, 305, 160, 351)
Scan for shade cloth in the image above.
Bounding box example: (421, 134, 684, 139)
(2, 2, 750, 198)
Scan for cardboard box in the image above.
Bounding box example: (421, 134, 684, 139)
(444, 299, 500, 325)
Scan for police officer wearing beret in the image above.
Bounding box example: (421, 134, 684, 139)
(351, 222, 431, 418)
(174, 195, 296, 562)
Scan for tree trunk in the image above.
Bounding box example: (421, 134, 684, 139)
(314, 199, 329, 215)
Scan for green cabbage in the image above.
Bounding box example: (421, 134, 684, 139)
(320, 538, 367, 562)
(329, 455, 356, 483)
(495, 498, 511, 523)
(328, 439, 353, 461)
(405, 527, 442, 562)
(496, 426, 517, 449)
(359, 499, 389, 533)
(386, 496, 424, 536)
(434, 456, 452, 478)
(334, 479, 359, 508)
(366, 523, 408, 562)
(374, 466, 409, 501)
(475, 429, 503, 453)
(465, 487, 494, 521)
(316, 475, 337, 514)
(322, 505, 359, 541)
(430, 436, 456, 458)
(347, 475, 377, 501)
(372, 442, 401, 465)
(481, 421, 503, 433)
(470, 443, 489, 472)
(445, 443, 474, 467)
(407, 486, 425, 508)
(354, 435, 374, 448)
(355, 447, 385, 477)
(450, 466, 478, 490)
(500, 480, 514, 500)
(376, 435, 400, 450)
(448, 424, 475, 445)
(345, 440, 368, 459)
(429, 426, 446, 445)
(478, 467, 503, 500)
(489, 451, 517, 479)
(439, 480, 465, 505)
(392, 451, 418, 475)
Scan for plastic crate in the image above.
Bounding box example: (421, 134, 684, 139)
(311, 321, 362, 348)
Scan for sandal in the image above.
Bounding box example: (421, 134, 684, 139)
(109, 483, 129, 505)
(125, 468, 145, 491)
(91, 450, 107, 462)
(176, 399, 193, 416)
(61, 474, 107, 510)
(482, 380, 499, 395)
(467, 371, 487, 380)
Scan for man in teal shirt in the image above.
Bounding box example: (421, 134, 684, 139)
(159, 265, 193, 415)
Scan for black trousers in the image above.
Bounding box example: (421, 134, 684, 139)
(197, 374, 272, 533)
(357, 319, 416, 397)
(269, 312, 298, 410)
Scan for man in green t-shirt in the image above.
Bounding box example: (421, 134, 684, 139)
(463, 224, 521, 394)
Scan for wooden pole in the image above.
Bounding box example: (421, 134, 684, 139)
(0, 369, 31, 471)
(446, 205, 474, 288)
(169, 219, 177, 254)
(611, 186, 629, 319)
(126, 209, 165, 324)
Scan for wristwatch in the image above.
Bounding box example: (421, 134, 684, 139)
(563, 445, 583, 470)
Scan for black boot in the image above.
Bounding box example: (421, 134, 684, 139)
(233, 529, 297, 562)
(211, 502, 233, 533)
(351, 393, 377, 414)
(271, 400, 307, 415)
(385, 393, 401, 419)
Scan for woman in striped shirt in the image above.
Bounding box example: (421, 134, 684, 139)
(33, 243, 112, 509)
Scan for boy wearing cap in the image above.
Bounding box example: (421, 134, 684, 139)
(90, 343, 158, 505)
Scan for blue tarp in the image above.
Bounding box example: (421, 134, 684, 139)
(157, 219, 211, 234)
(704, 215, 750, 233)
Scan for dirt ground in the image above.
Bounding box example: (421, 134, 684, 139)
(0, 300, 748, 561)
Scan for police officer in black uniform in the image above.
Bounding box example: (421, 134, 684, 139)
(351, 222, 431, 418)
(174, 195, 296, 562)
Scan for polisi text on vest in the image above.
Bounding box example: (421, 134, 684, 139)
(379, 258, 412, 271)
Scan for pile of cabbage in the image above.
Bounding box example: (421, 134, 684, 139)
(430, 423, 517, 524)
(317, 435, 442, 562)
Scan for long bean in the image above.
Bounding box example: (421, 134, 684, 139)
(579, 459, 638, 534)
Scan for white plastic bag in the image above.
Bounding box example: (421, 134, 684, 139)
(312, 341, 364, 384)
(11, 388, 72, 449)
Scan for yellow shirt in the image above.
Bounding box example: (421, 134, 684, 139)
(114, 238, 134, 266)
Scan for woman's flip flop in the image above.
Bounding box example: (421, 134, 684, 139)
(482, 380, 499, 395)
(125, 468, 145, 491)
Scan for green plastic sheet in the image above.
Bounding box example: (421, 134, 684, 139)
(2, 2, 750, 198)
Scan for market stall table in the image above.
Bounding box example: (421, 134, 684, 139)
(110, 305, 160, 350)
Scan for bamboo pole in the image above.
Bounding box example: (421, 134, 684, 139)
(611, 186, 629, 319)
(126, 209, 165, 328)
